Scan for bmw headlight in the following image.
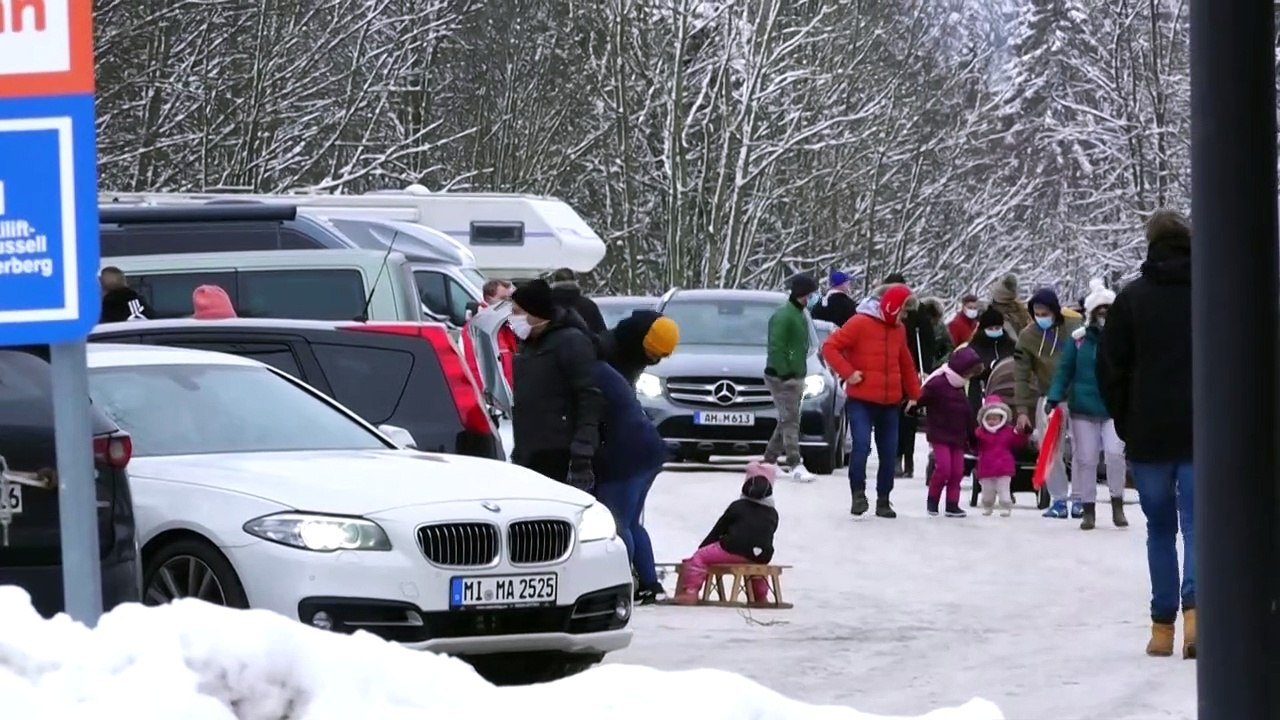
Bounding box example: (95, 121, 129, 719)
(803, 373, 827, 398)
(243, 513, 392, 552)
(636, 372, 663, 399)
(578, 502, 617, 542)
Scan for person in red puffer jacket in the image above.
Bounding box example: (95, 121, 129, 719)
(463, 280, 518, 392)
(821, 283, 922, 519)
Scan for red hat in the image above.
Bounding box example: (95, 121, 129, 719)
(880, 284, 911, 324)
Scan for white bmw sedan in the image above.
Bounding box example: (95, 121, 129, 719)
(85, 344, 633, 680)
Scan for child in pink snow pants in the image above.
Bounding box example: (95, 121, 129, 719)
(676, 462, 780, 605)
(918, 348, 984, 517)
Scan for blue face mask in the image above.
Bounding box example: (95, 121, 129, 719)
(984, 328, 1003, 339)
(1035, 316, 1054, 330)
(806, 294, 820, 310)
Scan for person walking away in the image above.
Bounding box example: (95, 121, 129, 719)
(920, 297, 955, 361)
(973, 395, 1029, 516)
(918, 347, 984, 517)
(822, 283, 922, 518)
(508, 279, 604, 490)
(1097, 209, 1195, 659)
(963, 307, 1018, 412)
(192, 285, 236, 319)
(463, 279, 518, 392)
(1013, 286, 1082, 518)
(674, 466, 779, 606)
(99, 266, 153, 322)
(988, 273, 1033, 337)
(764, 274, 820, 482)
(590, 359, 667, 604)
(596, 310, 680, 386)
(811, 270, 858, 327)
(896, 294, 937, 479)
(948, 294, 981, 347)
(1045, 279, 1129, 531)
(550, 268, 607, 335)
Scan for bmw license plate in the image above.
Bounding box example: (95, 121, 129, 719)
(450, 574, 558, 608)
(694, 411, 755, 426)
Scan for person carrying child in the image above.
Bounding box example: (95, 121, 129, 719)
(918, 347, 984, 517)
(674, 462, 779, 605)
(974, 394, 1029, 516)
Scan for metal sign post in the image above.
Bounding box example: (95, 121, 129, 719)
(0, 1, 105, 625)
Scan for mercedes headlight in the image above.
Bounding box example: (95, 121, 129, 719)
(578, 502, 617, 542)
(243, 513, 392, 552)
(803, 373, 827, 398)
(636, 372, 663, 399)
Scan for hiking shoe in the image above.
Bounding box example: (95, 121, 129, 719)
(851, 491, 870, 516)
(875, 498, 897, 519)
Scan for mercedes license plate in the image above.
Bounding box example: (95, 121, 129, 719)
(694, 411, 755, 426)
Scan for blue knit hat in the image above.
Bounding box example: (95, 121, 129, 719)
(830, 270, 851, 287)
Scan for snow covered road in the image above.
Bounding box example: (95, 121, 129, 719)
(612, 448, 1196, 720)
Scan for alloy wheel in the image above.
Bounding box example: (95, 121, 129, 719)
(144, 555, 229, 606)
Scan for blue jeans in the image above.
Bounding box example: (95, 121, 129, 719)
(1131, 462, 1195, 623)
(846, 400, 900, 499)
(593, 465, 660, 587)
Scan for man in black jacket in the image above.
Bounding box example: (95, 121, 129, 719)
(509, 279, 604, 490)
(811, 270, 857, 327)
(550, 268, 607, 335)
(596, 310, 680, 386)
(1097, 208, 1195, 660)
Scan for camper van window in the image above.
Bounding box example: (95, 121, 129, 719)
(132, 272, 238, 319)
(470, 221, 524, 246)
(101, 223, 319, 256)
(237, 269, 366, 321)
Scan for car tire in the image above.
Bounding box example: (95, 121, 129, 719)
(143, 538, 249, 609)
(803, 447, 836, 476)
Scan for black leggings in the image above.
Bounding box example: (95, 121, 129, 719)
(897, 411, 918, 471)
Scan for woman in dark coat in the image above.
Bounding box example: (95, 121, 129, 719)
(964, 306, 1018, 412)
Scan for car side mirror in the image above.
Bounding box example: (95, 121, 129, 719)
(378, 424, 418, 449)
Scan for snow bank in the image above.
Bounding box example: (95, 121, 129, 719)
(0, 587, 1003, 720)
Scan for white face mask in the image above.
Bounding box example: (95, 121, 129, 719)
(963, 307, 979, 319)
(509, 315, 535, 340)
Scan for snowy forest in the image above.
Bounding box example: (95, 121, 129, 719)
(93, 0, 1190, 299)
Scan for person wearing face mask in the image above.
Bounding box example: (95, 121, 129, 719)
(508, 279, 604, 490)
(962, 307, 1018, 411)
(597, 310, 680, 386)
(917, 347, 985, 517)
(764, 274, 820, 482)
(947, 294, 982, 347)
(1046, 278, 1128, 531)
(822, 283, 922, 518)
(1013, 286, 1083, 519)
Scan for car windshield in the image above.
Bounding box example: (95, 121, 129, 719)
(88, 363, 389, 457)
(597, 300, 654, 330)
(662, 298, 816, 349)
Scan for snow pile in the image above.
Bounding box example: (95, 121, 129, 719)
(0, 587, 1003, 720)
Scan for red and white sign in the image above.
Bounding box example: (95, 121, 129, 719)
(0, 0, 92, 97)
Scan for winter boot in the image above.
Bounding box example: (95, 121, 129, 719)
(1070, 501, 1085, 519)
(635, 583, 667, 606)
(1146, 622, 1175, 657)
(1079, 503, 1097, 531)
(1183, 609, 1197, 660)
(981, 500, 994, 516)
(926, 497, 940, 517)
(850, 491, 870, 516)
(944, 502, 967, 518)
(1111, 497, 1130, 528)
(1043, 500, 1069, 519)
(875, 498, 897, 519)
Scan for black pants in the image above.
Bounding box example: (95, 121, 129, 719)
(520, 450, 571, 483)
(897, 411, 918, 473)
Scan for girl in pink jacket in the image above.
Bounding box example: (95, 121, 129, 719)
(973, 395, 1029, 516)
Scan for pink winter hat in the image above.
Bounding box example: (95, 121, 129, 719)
(745, 460, 778, 483)
(192, 285, 237, 320)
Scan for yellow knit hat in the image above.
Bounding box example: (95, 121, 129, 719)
(642, 316, 680, 358)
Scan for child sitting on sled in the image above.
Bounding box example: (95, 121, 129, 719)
(674, 461, 780, 605)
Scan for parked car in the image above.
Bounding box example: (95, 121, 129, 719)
(593, 296, 659, 330)
(643, 289, 846, 473)
(0, 347, 141, 618)
(89, 318, 503, 461)
(84, 343, 633, 682)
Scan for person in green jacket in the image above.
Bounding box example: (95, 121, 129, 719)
(1013, 286, 1083, 519)
(1046, 279, 1129, 531)
(764, 274, 818, 482)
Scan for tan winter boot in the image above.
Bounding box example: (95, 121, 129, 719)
(1146, 622, 1175, 657)
(1183, 609, 1197, 659)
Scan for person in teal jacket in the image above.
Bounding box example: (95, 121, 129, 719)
(1046, 279, 1129, 530)
(764, 274, 818, 481)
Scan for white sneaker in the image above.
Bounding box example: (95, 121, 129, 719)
(790, 465, 817, 483)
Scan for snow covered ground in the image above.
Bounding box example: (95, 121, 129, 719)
(614, 444, 1197, 720)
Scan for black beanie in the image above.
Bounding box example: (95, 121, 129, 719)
(978, 307, 1004, 330)
(788, 274, 819, 299)
(512, 279, 557, 320)
(884, 272, 907, 285)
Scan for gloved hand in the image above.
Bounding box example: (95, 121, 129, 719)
(566, 457, 596, 492)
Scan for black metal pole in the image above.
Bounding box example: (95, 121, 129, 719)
(1190, 1, 1280, 717)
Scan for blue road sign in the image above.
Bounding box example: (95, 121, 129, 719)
(0, 93, 99, 346)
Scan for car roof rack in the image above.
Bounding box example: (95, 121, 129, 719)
(98, 204, 298, 224)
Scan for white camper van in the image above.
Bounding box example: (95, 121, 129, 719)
(98, 186, 607, 281)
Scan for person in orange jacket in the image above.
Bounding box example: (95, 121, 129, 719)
(463, 280, 518, 392)
(821, 283, 922, 518)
